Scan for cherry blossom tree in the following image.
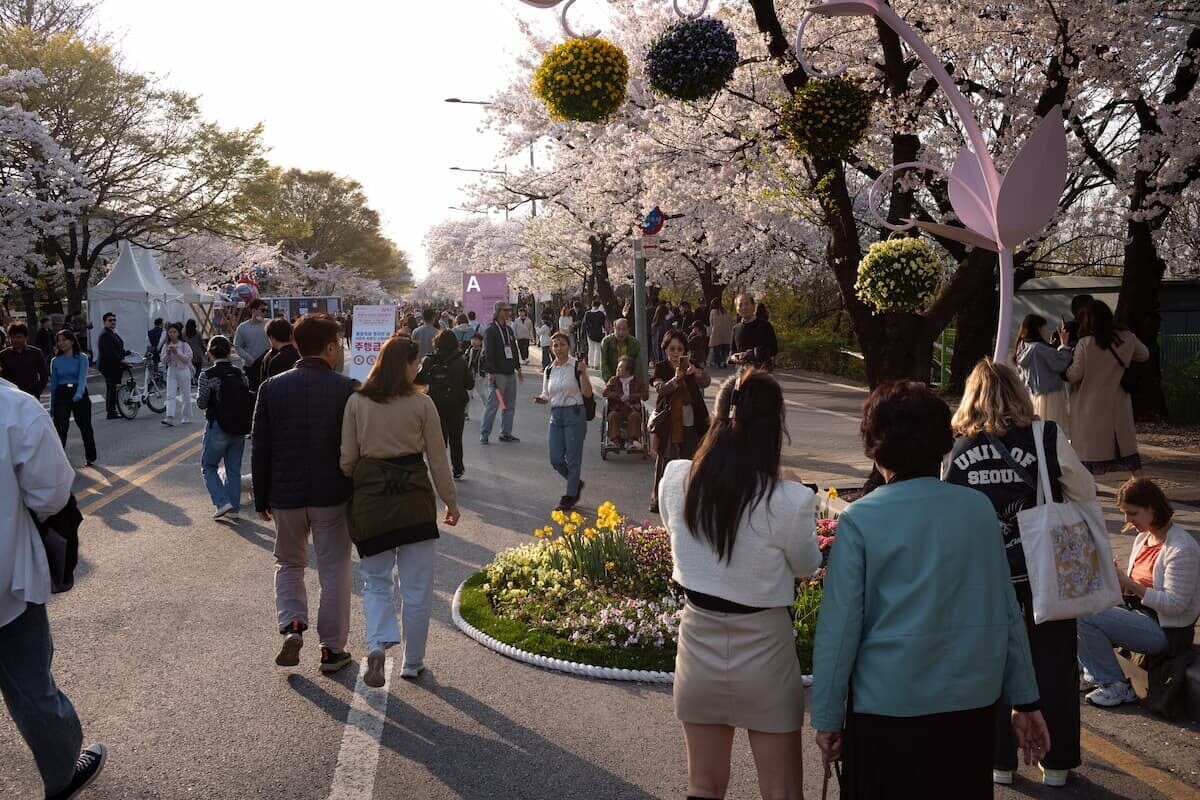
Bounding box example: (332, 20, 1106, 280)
(0, 66, 90, 310)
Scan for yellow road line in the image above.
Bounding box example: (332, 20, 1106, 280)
(76, 430, 204, 498)
(80, 441, 205, 516)
(1080, 728, 1200, 799)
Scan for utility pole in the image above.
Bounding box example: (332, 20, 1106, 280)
(633, 239, 649, 362)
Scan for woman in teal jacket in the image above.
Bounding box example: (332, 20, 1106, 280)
(811, 381, 1049, 798)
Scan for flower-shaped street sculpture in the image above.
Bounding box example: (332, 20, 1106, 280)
(518, 0, 711, 42)
(797, 0, 1068, 360)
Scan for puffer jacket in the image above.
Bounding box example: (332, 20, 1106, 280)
(251, 357, 356, 511)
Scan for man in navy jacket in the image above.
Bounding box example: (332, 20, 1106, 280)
(251, 314, 357, 674)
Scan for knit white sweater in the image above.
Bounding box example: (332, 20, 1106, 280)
(660, 459, 821, 608)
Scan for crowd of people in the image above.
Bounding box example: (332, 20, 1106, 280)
(2, 288, 1197, 800)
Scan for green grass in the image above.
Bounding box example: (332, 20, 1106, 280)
(457, 572, 677, 672)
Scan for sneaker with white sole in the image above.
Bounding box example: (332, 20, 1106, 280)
(47, 743, 107, 800)
(1041, 767, 1068, 786)
(364, 649, 386, 688)
(212, 502, 233, 519)
(400, 662, 425, 679)
(1086, 680, 1137, 707)
(1079, 675, 1099, 693)
(992, 770, 1013, 786)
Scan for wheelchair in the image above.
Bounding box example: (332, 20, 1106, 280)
(599, 398, 649, 461)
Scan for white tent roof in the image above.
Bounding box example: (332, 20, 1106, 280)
(88, 242, 185, 356)
(90, 241, 175, 300)
(178, 275, 217, 304)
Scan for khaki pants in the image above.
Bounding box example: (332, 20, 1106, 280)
(607, 404, 642, 442)
(272, 504, 352, 651)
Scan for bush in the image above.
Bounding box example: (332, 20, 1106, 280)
(532, 37, 629, 123)
(776, 331, 867, 382)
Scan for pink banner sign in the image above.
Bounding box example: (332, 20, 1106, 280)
(463, 273, 509, 323)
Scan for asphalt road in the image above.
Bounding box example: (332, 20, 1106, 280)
(1, 358, 1196, 799)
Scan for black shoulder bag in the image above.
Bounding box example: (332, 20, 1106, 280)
(544, 363, 597, 421)
(1109, 344, 1140, 395)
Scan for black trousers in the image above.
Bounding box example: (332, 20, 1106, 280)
(100, 368, 121, 414)
(245, 355, 266, 393)
(993, 581, 1080, 771)
(435, 399, 466, 473)
(842, 703, 995, 800)
(53, 389, 97, 463)
(517, 338, 530, 362)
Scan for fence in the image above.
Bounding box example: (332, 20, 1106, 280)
(1161, 333, 1200, 424)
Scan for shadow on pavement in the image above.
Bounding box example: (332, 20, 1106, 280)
(289, 672, 658, 799)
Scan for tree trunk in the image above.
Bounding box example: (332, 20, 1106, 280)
(1116, 220, 1169, 419)
(587, 235, 620, 315)
(20, 286, 38, 322)
(949, 263, 999, 391)
(858, 312, 934, 385)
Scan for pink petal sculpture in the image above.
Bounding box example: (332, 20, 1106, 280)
(796, 0, 1068, 361)
(517, 0, 710, 39)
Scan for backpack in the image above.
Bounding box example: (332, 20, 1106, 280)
(423, 355, 454, 402)
(213, 366, 254, 436)
(584, 309, 606, 342)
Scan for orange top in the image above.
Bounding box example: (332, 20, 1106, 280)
(1130, 542, 1163, 589)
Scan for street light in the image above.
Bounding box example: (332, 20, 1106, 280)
(450, 166, 510, 220)
(445, 96, 537, 216)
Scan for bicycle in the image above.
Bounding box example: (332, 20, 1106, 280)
(115, 349, 167, 419)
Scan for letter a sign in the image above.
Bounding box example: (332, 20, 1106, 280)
(462, 272, 509, 322)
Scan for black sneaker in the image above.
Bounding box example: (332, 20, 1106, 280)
(453, 469, 464, 480)
(498, 434, 520, 442)
(556, 495, 577, 511)
(47, 743, 107, 800)
(275, 621, 305, 666)
(320, 647, 353, 673)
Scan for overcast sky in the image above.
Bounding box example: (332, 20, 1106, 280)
(92, 0, 560, 279)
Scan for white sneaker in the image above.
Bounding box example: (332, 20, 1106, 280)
(627, 440, 642, 450)
(1079, 674, 1099, 693)
(1086, 680, 1137, 707)
(992, 770, 1013, 785)
(212, 502, 233, 519)
(400, 662, 425, 679)
(364, 649, 386, 688)
(1041, 767, 1068, 787)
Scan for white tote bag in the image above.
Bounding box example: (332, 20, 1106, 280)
(1017, 421, 1123, 624)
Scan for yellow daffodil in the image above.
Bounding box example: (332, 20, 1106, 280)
(604, 561, 615, 571)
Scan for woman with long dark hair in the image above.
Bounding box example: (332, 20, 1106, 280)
(650, 303, 670, 362)
(1066, 300, 1148, 476)
(1013, 313, 1073, 436)
(707, 297, 731, 368)
(159, 323, 193, 426)
(184, 319, 206, 386)
(648, 328, 710, 513)
(48, 330, 97, 467)
(813, 381, 1049, 798)
(660, 369, 820, 800)
(340, 335, 460, 687)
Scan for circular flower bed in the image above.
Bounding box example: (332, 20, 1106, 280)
(780, 77, 872, 159)
(854, 237, 945, 314)
(532, 37, 629, 123)
(457, 502, 839, 677)
(645, 17, 739, 102)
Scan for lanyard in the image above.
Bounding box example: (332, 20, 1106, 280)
(492, 321, 512, 347)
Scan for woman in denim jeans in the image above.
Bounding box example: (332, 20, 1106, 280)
(1078, 478, 1200, 709)
(534, 332, 593, 511)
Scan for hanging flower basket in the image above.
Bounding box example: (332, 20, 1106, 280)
(854, 237, 944, 314)
(645, 17, 739, 102)
(533, 37, 629, 123)
(780, 77, 872, 159)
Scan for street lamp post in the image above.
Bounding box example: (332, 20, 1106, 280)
(445, 97, 537, 217)
(450, 166, 509, 220)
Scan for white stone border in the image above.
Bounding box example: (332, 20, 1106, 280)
(452, 581, 815, 687)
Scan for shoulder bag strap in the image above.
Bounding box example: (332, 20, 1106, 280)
(1030, 420, 1054, 506)
(1109, 344, 1127, 369)
(983, 432, 1038, 491)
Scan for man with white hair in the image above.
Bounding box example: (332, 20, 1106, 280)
(480, 300, 523, 444)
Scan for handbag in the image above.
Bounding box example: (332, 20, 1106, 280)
(1109, 344, 1140, 394)
(543, 363, 596, 421)
(1017, 421, 1122, 623)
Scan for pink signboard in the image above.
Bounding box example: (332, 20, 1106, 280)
(462, 273, 509, 323)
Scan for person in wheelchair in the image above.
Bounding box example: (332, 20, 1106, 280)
(602, 356, 648, 450)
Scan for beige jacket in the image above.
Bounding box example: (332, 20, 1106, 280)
(1065, 334, 1148, 463)
(339, 392, 458, 514)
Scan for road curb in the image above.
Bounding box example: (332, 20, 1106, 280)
(451, 582, 817, 688)
(451, 582, 675, 684)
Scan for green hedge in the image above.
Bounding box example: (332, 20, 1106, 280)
(776, 331, 867, 382)
(457, 572, 677, 672)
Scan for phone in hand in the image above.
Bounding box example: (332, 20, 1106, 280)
(679, 355, 690, 372)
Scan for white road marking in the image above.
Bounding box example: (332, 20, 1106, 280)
(327, 656, 394, 800)
(784, 399, 860, 421)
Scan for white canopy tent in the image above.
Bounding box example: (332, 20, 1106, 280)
(88, 242, 184, 357)
(133, 246, 189, 325)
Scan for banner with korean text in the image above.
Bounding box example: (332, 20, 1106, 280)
(349, 305, 397, 382)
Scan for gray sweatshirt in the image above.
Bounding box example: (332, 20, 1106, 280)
(234, 319, 270, 364)
(1016, 340, 1073, 396)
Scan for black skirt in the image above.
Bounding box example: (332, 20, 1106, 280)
(840, 703, 996, 800)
